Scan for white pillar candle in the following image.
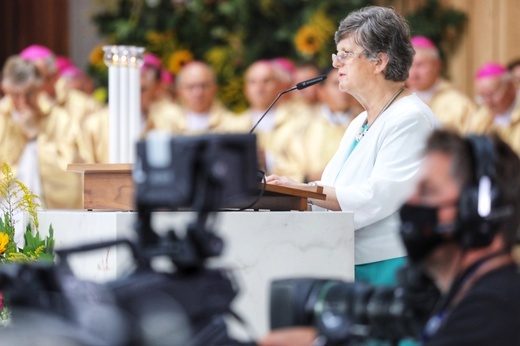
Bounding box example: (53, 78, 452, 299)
(104, 46, 120, 163)
(119, 47, 130, 163)
(128, 48, 143, 163)
(104, 45, 145, 164)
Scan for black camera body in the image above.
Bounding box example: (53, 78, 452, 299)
(269, 264, 440, 345)
(0, 248, 239, 345)
(134, 132, 259, 212)
(0, 133, 260, 345)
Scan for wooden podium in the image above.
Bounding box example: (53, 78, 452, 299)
(68, 163, 326, 211)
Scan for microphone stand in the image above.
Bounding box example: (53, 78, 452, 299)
(248, 74, 327, 134)
(249, 86, 297, 134)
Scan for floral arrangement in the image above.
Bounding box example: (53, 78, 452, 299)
(0, 163, 55, 323)
(87, 0, 376, 111)
(87, 0, 467, 111)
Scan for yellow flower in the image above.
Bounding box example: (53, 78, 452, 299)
(0, 233, 8, 255)
(294, 25, 323, 56)
(6, 252, 30, 263)
(294, 9, 336, 57)
(0, 162, 15, 198)
(89, 44, 107, 69)
(167, 49, 194, 74)
(309, 8, 337, 39)
(15, 180, 41, 229)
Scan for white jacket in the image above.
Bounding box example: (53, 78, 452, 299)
(317, 94, 438, 264)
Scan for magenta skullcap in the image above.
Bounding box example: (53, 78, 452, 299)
(161, 70, 174, 84)
(61, 66, 83, 78)
(56, 56, 74, 74)
(20, 45, 53, 60)
(476, 62, 507, 80)
(411, 36, 436, 49)
(142, 53, 162, 69)
(270, 57, 296, 75)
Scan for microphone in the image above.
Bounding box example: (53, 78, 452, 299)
(249, 74, 327, 134)
(296, 75, 328, 90)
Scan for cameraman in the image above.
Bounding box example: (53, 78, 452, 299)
(259, 129, 520, 345)
(401, 129, 520, 344)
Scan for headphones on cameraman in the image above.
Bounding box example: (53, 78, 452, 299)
(456, 134, 503, 249)
(399, 134, 513, 261)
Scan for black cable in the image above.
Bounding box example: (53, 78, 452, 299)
(238, 170, 267, 211)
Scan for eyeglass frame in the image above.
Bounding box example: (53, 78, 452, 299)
(332, 50, 368, 65)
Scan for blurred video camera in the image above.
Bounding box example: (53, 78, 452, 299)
(0, 133, 259, 346)
(269, 264, 440, 345)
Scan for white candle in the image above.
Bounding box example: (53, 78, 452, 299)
(128, 51, 142, 163)
(104, 46, 120, 163)
(104, 45, 145, 164)
(119, 48, 130, 163)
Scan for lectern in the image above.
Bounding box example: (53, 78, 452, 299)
(68, 163, 326, 211)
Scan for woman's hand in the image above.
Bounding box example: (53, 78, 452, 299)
(266, 174, 303, 187)
(266, 175, 340, 211)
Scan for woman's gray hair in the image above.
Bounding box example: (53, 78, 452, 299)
(334, 6, 415, 82)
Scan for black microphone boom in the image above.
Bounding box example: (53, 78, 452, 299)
(249, 75, 327, 134)
(296, 75, 327, 90)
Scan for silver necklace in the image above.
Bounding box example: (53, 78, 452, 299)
(355, 86, 405, 143)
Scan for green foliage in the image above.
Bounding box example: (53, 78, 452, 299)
(0, 163, 54, 264)
(21, 224, 54, 263)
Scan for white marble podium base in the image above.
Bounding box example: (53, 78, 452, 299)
(32, 210, 355, 339)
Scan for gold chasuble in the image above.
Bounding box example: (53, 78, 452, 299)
(0, 95, 83, 209)
(427, 80, 476, 133)
(466, 101, 520, 156)
(289, 106, 356, 183)
(239, 100, 312, 182)
(147, 101, 244, 135)
(54, 77, 105, 125)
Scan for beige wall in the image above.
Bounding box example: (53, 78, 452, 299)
(392, 0, 520, 100)
(69, 0, 107, 70)
(445, 0, 520, 98)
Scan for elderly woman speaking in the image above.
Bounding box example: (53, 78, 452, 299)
(267, 6, 438, 286)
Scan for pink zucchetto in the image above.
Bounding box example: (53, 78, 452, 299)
(142, 53, 163, 69)
(20, 44, 53, 61)
(476, 62, 508, 80)
(61, 66, 83, 79)
(270, 57, 296, 75)
(56, 56, 74, 74)
(411, 36, 436, 49)
(161, 70, 174, 85)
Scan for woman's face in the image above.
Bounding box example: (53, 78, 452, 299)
(333, 37, 371, 94)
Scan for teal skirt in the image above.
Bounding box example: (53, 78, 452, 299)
(354, 257, 408, 286)
(354, 257, 418, 345)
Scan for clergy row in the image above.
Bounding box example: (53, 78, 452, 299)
(0, 46, 362, 209)
(407, 36, 520, 156)
(1, 39, 520, 210)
